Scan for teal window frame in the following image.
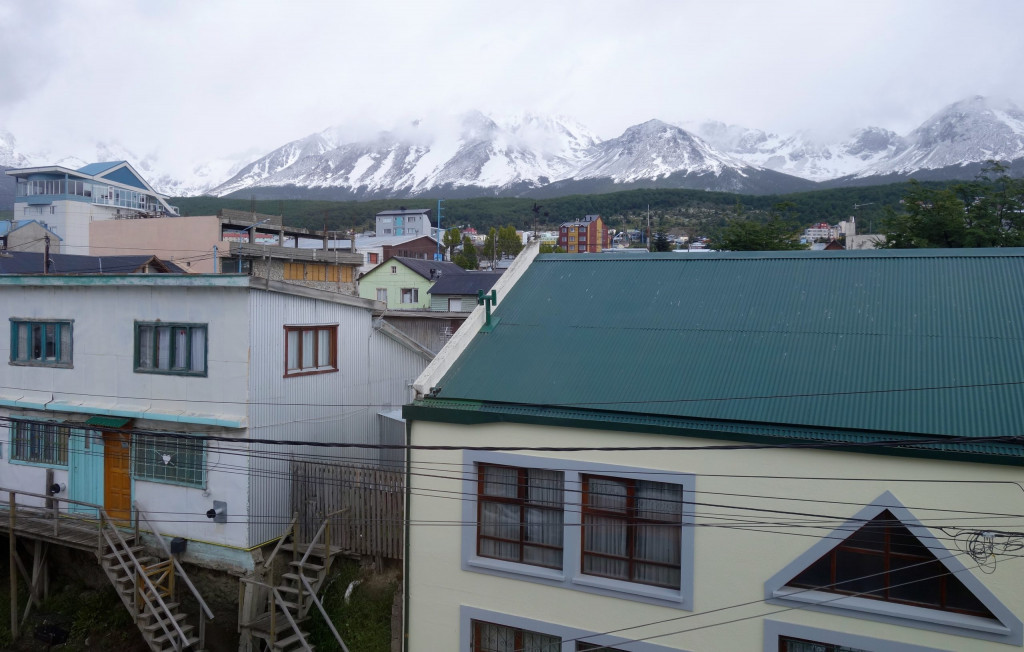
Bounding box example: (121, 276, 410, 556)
(9, 419, 69, 467)
(9, 319, 73, 368)
(132, 434, 206, 488)
(134, 322, 208, 377)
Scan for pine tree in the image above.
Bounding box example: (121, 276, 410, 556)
(455, 235, 478, 269)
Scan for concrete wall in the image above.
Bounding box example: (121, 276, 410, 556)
(90, 215, 222, 272)
(6, 221, 59, 253)
(406, 419, 1024, 651)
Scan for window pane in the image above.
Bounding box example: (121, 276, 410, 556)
(587, 477, 627, 512)
(156, 327, 171, 369)
(59, 323, 72, 363)
(302, 330, 314, 368)
(31, 324, 42, 360)
(287, 330, 299, 370)
(138, 326, 154, 368)
(636, 481, 683, 520)
(835, 549, 885, 595)
(190, 329, 206, 372)
(482, 465, 518, 498)
(173, 327, 188, 369)
(889, 557, 942, 606)
(133, 434, 205, 487)
(16, 323, 29, 361)
(318, 328, 331, 367)
(43, 324, 57, 360)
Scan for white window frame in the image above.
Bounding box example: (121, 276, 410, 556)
(401, 288, 419, 304)
(376, 288, 388, 302)
(462, 451, 695, 610)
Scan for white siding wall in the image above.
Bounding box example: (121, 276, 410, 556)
(0, 282, 253, 549)
(246, 289, 426, 545)
(407, 420, 1024, 651)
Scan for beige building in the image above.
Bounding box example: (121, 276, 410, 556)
(90, 209, 361, 294)
(1, 219, 61, 254)
(402, 247, 1024, 651)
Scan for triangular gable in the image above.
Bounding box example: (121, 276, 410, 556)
(764, 491, 1021, 645)
(98, 163, 148, 190)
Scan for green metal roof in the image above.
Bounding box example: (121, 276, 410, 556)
(84, 416, 132, 428)
(429, 249, 1024, 443)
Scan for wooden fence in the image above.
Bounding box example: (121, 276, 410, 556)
(290, 461, 405, 560)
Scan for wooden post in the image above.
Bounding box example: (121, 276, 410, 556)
(9, 492, 18, 640)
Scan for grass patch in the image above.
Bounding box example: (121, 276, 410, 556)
(305, 559, 398, 652)
(32, 583, 140, 651)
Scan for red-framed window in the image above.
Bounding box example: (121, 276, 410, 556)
(477, 464, 564, 569)
(471, 620, 560, 651)
(787, 510, 995, 618)
(778, 636, 869, 652)
(284, 325, 338, 377)
(581, 475, 683, 589)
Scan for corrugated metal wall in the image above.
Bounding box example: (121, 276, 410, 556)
(246, 289, 426, 546)
(379, 314, 464, 354)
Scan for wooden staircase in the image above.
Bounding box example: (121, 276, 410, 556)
(99, 504, 213, 652)
(101, 538, 204, 652)
(239, 513, 349, 652)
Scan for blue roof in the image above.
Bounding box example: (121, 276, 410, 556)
(76, 161, 124, 176)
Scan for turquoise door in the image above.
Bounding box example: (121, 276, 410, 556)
(69, 428, 104, 516)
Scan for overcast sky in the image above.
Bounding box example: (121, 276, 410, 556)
(2, 0, 1022, 176)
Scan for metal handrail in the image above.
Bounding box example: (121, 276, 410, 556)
(299, 573, 350, 652)
(264, 512, 299, 570)
(99, 508, 189, 651)
(133, 501, 214, 648)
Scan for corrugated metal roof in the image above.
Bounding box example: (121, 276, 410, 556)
(427, 272, 502, 295)
(433, 250, 1024, 439)
(76, 161, 124, 175)
(390, 257, 465, 281)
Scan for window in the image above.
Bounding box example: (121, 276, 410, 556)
(390, 265, 397, 274)
(464, 453, 694, 609)
(10, 420, 68, 466)
(135, 323, 207, 376)
(284, 325, 337, 376)
(10, 320, 73, 367)
(340, 266, 353, 283)
(133, 434, 205, 488)
(449, 298, 463, 311)
(788, 510, 994, 617)
(477, 464, 564, 569)
(368, 253, 379, 264)
(779, 636, 869, 652)
(582, 475, 683, 589)
(401, 288, 419, 304)
(471, 620, 560, 652)
(376, 288, 388, 302)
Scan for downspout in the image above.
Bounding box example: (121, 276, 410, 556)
(402, 416, 412, 652)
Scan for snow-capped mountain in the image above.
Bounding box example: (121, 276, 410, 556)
(211, 111, 601, 198)
(0, 130, 33, 168)
(854, 96, 1024, 178)
(692, 122, 903, 182)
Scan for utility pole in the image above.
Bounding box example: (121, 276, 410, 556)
(43, 235, 50, 274)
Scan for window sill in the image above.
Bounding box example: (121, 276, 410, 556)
(9, 458, 68, 469)
(134, 368, 207, 377)
(572, 574, 685, 606)
(133, 477, 206, 491)
(465, 556, 565, 583)
(283, 367, 338, 378)
(9, 361, 73, 369)
(771, 587, 1010, 636)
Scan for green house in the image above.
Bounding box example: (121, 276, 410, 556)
(358, 256, 464, 310)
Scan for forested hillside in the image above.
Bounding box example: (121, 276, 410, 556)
(172, 182, 942, 239)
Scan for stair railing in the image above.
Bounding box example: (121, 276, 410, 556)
(295, 508, 347, 618)
(133, 501, 214, 649)
(263, 511, 299, 575)
(272, 586, 313, 652)
(99, 508, 189, 651)
(298, 573, 350, 652)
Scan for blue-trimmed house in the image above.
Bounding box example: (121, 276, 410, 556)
(5, 161, 179, 254)
(402, 248, 1024, 651)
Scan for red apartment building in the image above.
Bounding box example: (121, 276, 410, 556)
(558, 214, 612, 253)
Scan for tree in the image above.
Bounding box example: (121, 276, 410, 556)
(482, 227, 498, 261)
(539, 243, 566, 254)
(497, 225, 522, 257)
(652, 218, 672, 252)
(710, 202, 807, 251)
(880, 164, 1024, 248)
(442, 227, 462, 260)
(454, 235, 478, 269)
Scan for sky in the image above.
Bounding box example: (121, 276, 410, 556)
(2, 0, 1023, 179)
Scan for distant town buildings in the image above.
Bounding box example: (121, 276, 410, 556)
(558, 214, 611, 253)
(375, 208, 435, 237)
